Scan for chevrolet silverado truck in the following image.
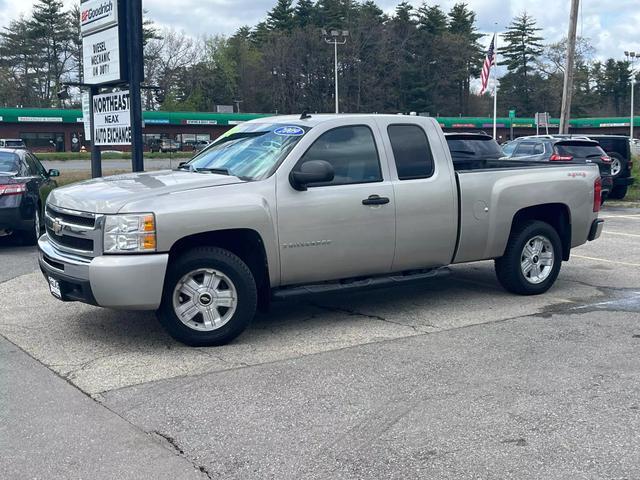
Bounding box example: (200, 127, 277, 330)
(39, 115, 604, 346)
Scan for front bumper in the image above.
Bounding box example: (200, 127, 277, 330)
(38, 235, 169, 310)
(588, 219, 604, 242)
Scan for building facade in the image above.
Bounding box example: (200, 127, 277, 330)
(0, 107, 636, 152)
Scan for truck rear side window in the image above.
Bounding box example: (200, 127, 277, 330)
(299, 125, 382, 186)
(387, 125, 434, 180)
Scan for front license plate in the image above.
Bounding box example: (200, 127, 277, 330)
(48, 277, 61, 298)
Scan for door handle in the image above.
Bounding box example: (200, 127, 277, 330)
(362, 195, 390, 206)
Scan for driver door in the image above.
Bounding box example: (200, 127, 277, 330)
(276, 123, 396, 286)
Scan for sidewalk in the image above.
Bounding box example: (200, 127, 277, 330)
(0, 336, 205, 480)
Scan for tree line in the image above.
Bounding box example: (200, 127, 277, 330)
(0, 0, 637, 118)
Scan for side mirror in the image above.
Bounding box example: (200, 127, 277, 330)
(48, 169, 60, 177)
(290, 160, 334, 191)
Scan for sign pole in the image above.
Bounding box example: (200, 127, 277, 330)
(127, 0, 144, 172)
(89, 86, 102, 178)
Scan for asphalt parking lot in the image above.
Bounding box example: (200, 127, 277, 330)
(2, 206, 640, 479)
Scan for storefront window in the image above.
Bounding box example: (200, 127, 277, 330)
(21, 132, 65, 152)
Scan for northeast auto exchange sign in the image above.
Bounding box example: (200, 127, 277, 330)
(93, 91, 131, 146)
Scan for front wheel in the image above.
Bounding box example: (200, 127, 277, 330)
(608, 184, 628, 200)
(157, 247, 257, 346)
(495, 220, 562, 295)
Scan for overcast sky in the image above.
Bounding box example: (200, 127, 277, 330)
(1, 0, 639, 61)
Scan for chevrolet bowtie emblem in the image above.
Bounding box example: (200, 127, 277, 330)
(52, 219, 63, 235)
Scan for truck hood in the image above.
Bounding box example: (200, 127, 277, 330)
(47, 169, 246, 214)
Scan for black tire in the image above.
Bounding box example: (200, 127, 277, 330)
(608, 184, 628, 200)
(494, 220, 562, 295)
(157, 247, 257, 346)
(22, 203, 41, 246)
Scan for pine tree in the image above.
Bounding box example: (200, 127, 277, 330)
(28, 0, 74, 105)
(447, 3, 483, 114)
(266, 0, 295, 32)
(294, 0, 317, 28)
(498, 12, 543, 76)
(497, 12, 544, 115)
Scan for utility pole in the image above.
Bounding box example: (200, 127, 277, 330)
(322, 29, 349, 114)
(559, 0, 580, 134)
(625, 52, 637, 139)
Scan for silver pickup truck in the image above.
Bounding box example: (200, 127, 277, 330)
(39, 115, 604, 346)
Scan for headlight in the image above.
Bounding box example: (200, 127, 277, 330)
(103, 213, 157, 253)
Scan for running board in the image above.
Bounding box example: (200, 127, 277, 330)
(272, 267, 450, 300)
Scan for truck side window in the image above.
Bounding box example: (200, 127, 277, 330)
(298, 125, 382, 186)
(387, 124, 434, 180)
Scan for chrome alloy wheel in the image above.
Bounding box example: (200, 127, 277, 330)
(172, 268, 238, 331)
(520, 235, 554, 284)
(610, 157, 622, 177)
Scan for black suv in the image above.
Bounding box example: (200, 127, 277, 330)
(500, 135, 614, 200)
(582, 135, 634, 199)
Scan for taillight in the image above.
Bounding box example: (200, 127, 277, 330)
(593, 177, 602, 213)
(0, 183, 27, 196)
(600, 155, 612, 163)
(550, 154, 573, 161)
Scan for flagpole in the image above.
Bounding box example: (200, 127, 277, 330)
(492, 24, 498, 140)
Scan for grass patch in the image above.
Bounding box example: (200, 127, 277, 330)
(37, 152, 193, 161)
(623, 155, 640, 202)
(55, 170, 129, 187)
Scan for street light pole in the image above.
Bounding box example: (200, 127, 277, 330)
(625, 51, 637, 139)
(323, 29, 349, 114)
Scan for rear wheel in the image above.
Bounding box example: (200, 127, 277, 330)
(22, 204, 41, 246)
(608, 184, 628, 200)
(607, 152, 624, 179)
(495, 220, 562, 295)
(157, 247, 257, 346)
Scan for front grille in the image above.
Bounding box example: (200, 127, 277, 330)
(45, 205, 101, 256)
(46, 206, 96, 228)
(46, 226, 94, 252)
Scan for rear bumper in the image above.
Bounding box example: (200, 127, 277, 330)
(0, 205, 31, 231)
(588, 219, 604, 242)
(614, 176, 635, 187)
(38, 235, 169, 310)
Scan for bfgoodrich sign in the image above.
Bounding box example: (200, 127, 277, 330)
(93, 90, 131, 145)
(80, 0, 118, 35)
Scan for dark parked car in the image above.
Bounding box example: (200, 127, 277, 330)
(445, 132, 505, 167)
(500, 136, 614, 200)
(582, 135, 634, 199)
(0, 148, 59, 244)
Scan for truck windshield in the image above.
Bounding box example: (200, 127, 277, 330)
(184, 123, 309, 180)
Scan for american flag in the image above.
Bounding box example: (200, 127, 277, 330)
(480, 34, 496, 95)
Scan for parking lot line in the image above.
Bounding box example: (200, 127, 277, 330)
(571, 254, 640, 267)
(602, 230, 640, 238)
(599, 214, 640, 220)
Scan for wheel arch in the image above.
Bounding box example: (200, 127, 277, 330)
(168, 228, 271, 309)
(509, 203, 572, 261)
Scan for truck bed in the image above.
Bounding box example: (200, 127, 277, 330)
(453, 158, 574, 172)
(452, 162, 600, 265)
